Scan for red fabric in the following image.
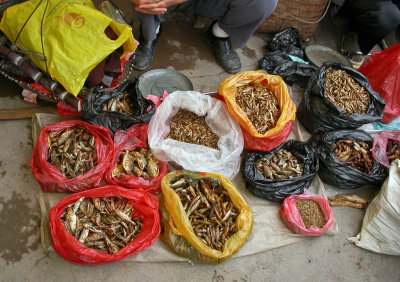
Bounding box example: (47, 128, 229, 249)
(104, 124, 168, 195)
(372, 130, 400, 168)
(280, 194, 333, 237)
(242, 121, 292, 151)
(49, 185, 160, 265)
(30, 120, 113, 193)
(358, 43, 400, 123)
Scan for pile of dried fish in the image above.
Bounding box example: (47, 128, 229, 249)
(102, 92, 135, 116)
(61, 197, 143, 254)
(334, 139, 373, 175)
(235, 82, 280, 134)
(387, 139, 400, 162)
(325, 67, 370, 115)
(170, 176, 238, 252)
(167, 109, 219, 150)
(296, 199, 326, 229)
(255, 149, 304, 180)
(112, 147, 160, 178)
(47, 126, 97, 179)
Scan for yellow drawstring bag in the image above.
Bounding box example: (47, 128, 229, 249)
(218, 70, 296, 138)
(0, 0, 135, 96)
(160, 170, 253, 264)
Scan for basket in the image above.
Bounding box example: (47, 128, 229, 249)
(257, 0, 330, 41)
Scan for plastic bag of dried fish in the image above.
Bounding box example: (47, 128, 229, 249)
(160, 170, 253, 264)
(49, 185, 160, 265)
(104, 124, 168, 194)
(314, 129, 388, 189)
(147, 91, 243, 179)
(242, 140, 318, 202)
(279, 194, 333, 236)
(81, 78, 156, 134)
(371, 130, 400, 168)
(218, 70, 296, 151)
(30, 120, 114, 193)
(297, 62, 385, 134)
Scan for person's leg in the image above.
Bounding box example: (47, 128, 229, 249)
(342, 0, 400, 54)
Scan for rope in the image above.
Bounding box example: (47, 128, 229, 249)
(277, 0, 332, 25)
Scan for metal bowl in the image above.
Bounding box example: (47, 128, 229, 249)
(138, 69, 193, 98)
(305, 45, 353, 68)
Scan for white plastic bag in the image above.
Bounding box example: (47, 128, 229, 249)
(349, 159, 400, 255)
(148, 91, 243, 179)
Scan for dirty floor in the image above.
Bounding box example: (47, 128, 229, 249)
(1, 2, 400, 281)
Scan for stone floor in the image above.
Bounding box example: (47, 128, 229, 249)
(1, 2, 400, 281)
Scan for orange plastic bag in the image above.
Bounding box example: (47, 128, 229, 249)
(160, 170, 253, 263)
(218, 70, 296, 142)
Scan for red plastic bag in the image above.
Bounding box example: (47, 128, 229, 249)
(49, 185, 160, 265)
(104, 124, 168, 194)
(242, 121, 293, 151)
(279, 194, 333, 236)
(372, 130, 400, 168)
(358, 43, 400, 124)
(30, 120, 113, 193)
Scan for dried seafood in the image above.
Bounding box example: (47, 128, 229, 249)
(328, 194, 368, 209)
(112, 147, 160, 178)
(170, 175, 239, 252)
(387, 139, 400, 162)
(255, 149, 303, 180)
(325, 67, 370, 115)
(167, 109, 219, 150)
(334, 139, 373, 175)
(102, 92, 136, 116)
(47, 126, 97, 179)
(235, 82, 280, 134)
(61, 197, 143, 254)
(296, 199, 326, 229)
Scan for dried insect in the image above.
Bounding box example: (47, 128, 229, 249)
(170, 176, 239, 252)
(61, 197, 143, 254)
(325, 68, 370, 115)
(112, 147, 160, 178)
(254, 149, 304, 180)
(334, 139, 373, 175)
(386, 139, 400, 162)
(235, 82, 281, 134)
(47, 126, 97, 179)
(102, 92, 137, 116)
(167, 109, 219, 150)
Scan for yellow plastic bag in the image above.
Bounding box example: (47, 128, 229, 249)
(218, 70, 296, 138)
(160, 170, 253, 264)
(0, 0, 135, 96)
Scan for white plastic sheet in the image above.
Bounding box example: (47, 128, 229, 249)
(147, 91, 244, 179)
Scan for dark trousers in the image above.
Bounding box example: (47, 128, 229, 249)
(342, 0, 400, 54)
(134, 0, 278, 48)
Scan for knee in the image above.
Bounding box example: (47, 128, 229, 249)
(252, 0, 278, 18)
(373, 3, 400, 34)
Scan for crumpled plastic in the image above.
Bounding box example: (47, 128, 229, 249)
(372, 130, 400, 168)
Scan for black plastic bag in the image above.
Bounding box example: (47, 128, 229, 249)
(297, 62, 385, 134)
(267, 27, 304, 58)
(242, 140, 319, 202)
(259, 51, 318, 88)
(81, 78, 155, 134)
(314, 129, 388, 189)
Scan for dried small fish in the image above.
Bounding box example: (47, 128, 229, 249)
(167, 109, 219, 150)
(325, 68, 370, 115)
(170, 176, 238, 252)
(255, 149, 304, 180)
(235, 82, 280, 134)
(334, 139, 373, 175)
(61, 197, 143, 254)
(101, 92, 137, 116)
(47, 126, 97, 179)
(112, 147, 160, 178)
(386, 139, 400, 162)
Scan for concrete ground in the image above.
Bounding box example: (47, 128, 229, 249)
(1, 2, 400, 281)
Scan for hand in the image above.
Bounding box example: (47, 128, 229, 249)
(133, 0, 187, 15)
